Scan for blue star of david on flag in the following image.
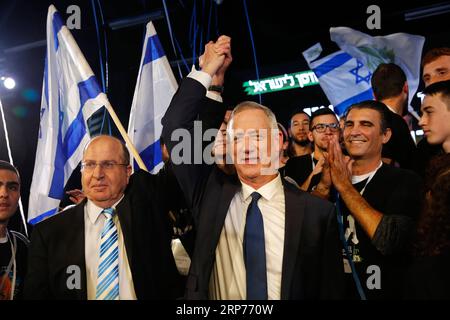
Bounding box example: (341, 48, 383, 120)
(349, 59, 372, 84)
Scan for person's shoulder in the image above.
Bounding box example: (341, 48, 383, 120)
(286, 154, 311, 165)
(379, 163, 422, 182)
(284, 180, 334, 211)
(128, 168, 160, 188)
(33, 203, 83, 232)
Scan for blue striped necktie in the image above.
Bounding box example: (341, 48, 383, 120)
(96, 207, 119, 300)
(243, 192, 268, 300)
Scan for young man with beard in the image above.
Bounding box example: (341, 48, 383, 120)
(288, 111, 312, 157)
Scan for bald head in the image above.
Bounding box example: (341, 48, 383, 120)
(83, 135, 130, 165)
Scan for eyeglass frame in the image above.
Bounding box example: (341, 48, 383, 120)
(310, 122, 340, 133)
(80, 160, 129, 171)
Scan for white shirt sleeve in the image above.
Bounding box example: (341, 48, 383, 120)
(187, 65, 223, 103)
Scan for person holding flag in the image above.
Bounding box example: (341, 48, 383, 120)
(24, 5, 185, 300)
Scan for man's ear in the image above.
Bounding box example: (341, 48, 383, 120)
(382, 128, 392, 144)
(403, 81, 409, 94)
(308, 131, 314, 143)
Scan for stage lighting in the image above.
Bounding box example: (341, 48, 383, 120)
(3, 77, 16, 90)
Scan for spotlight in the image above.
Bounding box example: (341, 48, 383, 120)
(3, 77, 16, 90)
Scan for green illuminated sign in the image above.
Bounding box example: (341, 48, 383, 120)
(243, 70, 319, 95)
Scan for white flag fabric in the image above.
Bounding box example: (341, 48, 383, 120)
(128, 22, 178, 173)
(330, 27, 425, 115)
(303, 47, 374, 115)
(303, 27, 425, 116)
(28, 5, 107, 224)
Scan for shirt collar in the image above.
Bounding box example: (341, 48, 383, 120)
(86, 194, 125, 225)
(240, 174, 282, 202)
(385, 104, 397, 114)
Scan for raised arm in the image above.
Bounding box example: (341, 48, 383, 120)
(161, 36, 231, 210)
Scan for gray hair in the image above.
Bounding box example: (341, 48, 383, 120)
(227, 101, 278, 134)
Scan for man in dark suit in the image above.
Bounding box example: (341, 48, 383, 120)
(162, 35, 344, 300)
(314, 100, 423, 299)
(24, 135, 182, 299)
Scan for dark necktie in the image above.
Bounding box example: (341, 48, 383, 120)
(243, 192, 267, 300)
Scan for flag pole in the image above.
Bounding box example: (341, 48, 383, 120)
(0, 97, 28, 236)
(103, 100, 149, 172)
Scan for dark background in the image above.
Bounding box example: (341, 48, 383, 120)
(0, 0, 449, 229)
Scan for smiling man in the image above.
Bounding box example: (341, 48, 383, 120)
(162, 35, 344, 300)
(419, 80, 450, 154)
(314, 100, 423, 299)
(25, 135, 182, 300)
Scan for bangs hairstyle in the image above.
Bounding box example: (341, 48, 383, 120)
(422, 80, 450, 110)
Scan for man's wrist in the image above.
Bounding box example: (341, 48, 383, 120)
(208, 85, 224, 94)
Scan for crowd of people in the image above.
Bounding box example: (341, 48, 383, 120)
(1, 36, 450, 300)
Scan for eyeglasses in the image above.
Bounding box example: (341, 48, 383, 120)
(81, 161, 129, 171)
(311, 123, 340, 133)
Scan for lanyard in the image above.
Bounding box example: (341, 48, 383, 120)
(0, 231, 17, 300)
(355, 161, 383, 196)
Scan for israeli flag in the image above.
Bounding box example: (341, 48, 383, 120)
(330, 27, 425, 117)
(128, 22, 178, 173)
(303, 48, 374, 116)
(303, 27, 425, 116)
(28, 5, 107, 224)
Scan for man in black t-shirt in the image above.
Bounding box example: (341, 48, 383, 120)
(0, 161, 29, 300)
(314, 101, 422, 299)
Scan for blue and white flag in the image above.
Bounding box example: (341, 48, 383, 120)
(128, 22, 178, 173)
(330, 27, 425, 117)
(28, 5, 107, 224)
(303, 48, 374, 116)
(303, 27, 425, 116)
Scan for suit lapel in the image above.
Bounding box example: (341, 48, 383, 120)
(280, 180, 306, 299)
(71, 201, 88, 300)
(116, 195, 133, 271)
(209, 175, 240, 255)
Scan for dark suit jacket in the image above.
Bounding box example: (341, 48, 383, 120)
(162, 77, 344, 299)
(24, 170, 183, 300)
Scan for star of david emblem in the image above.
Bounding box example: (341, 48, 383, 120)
(349, 59, 372, 84)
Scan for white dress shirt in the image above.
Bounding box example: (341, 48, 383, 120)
(209, 174, 285, 300)
(85, 197, 137, 300)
